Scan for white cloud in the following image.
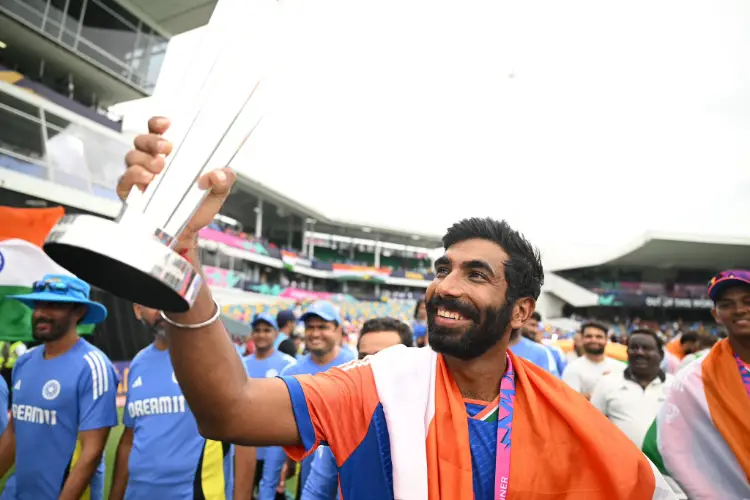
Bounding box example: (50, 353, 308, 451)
(116, 0, 750, 265)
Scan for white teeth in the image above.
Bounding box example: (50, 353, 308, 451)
(437, 308, 464, 320)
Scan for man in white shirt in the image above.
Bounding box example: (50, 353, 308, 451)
(591, 329, 673, 447)
(562, 321, 625, 399)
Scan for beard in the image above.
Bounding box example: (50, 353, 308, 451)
(142, 319, 167, 341)
(426, 295, 513, 360)
(32, 317, 70, 342)
(583, 344, 605, 355)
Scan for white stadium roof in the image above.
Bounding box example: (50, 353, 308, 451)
(548, 230, 750, 272)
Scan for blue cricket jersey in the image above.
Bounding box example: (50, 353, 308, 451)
(12, 339, 118, 500)
(509, 337, 554, 373)
(123, 344, 235, 499)
(243, 350, 297, 461)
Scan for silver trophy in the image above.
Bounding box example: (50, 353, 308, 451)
(43, 0, 272, 312)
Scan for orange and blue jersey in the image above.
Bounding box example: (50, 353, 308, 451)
(258, 349, 355, 500)
(279, 358, 500, 500)
(11, 339, 118, 500)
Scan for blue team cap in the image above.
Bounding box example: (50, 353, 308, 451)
(8, 274, 107, 325)
(251, 312, 278, 330)
(300, 300, 342, 325)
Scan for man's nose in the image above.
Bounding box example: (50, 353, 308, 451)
(434, 271, 463, 298)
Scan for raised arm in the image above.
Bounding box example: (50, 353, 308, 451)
(119, 117, 299, 446)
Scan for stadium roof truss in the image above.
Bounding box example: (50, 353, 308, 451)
(231, 174, 443, 248)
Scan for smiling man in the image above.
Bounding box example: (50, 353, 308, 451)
(644, 270, 750, 497)
(562, 322, 625, 399)
(117, 117, 674, 499)
(591, 329, 672, 448)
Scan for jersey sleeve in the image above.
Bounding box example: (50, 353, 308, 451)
(79, 350, 119, 431)
(122, 361, 136, 428)
(280, 359, 380, 464)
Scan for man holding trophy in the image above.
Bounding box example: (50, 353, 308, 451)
(90, 116, 675, 500)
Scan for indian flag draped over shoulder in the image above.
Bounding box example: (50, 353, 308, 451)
(642, 338, 750, 497)
(0, 206, 94, 340)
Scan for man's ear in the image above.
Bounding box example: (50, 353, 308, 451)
(73, 304, 88, 325)
(510, 298, 536, 331)
(711, 307, 723, 325)
(133, 304, 143, 321)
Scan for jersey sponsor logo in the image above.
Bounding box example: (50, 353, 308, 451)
(13, 380, 20, 391)
(131, 376, 143, 388)
(83, 350, 110, 401)
(340, 357, 372, 372)
(128, 395, 187, 419)
(12, 404, 57, 425)
(265, 368, 279, 378)
(42, 380, 61, 400)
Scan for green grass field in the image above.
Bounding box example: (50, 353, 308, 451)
(0, 408, 299, 497)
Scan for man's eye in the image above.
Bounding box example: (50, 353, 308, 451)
(435, 267, 449, 275)
(469, 271, 486, 280)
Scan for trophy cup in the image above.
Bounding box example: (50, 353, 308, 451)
(42, 0, 273, 312)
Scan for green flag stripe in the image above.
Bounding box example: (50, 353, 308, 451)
(642, 418, 668, 476)
(0, 287, 95, 341)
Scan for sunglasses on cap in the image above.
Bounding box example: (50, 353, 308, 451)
(32, 281, 85, 294)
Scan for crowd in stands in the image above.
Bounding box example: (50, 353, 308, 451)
(203, 221, 432, 276)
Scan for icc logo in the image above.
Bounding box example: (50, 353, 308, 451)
(42, 380, 61, 400)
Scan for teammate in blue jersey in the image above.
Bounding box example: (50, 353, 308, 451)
(110, 303, 256, 500)
(243, 312, 296, 500)
(262, 301, 355, 500)
(301, 317, 414, 500)
(0, 274, 117, 500)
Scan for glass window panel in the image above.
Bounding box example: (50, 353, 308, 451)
(66, 0, 84, 21)
(79, 0, 138, 69)
(99, 0, 138, 28)
(46, 0, 68, 25)
(44, 111, 71, 131)
(0, 92, 41, 118)
(0, 107, 45, 159)
(0, 151, 47, 179)
(77, 39, 130, 78)
(0, 0, 46, 30)
(43, 123, 129, 192)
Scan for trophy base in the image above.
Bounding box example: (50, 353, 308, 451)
(43, 214, 203, 313)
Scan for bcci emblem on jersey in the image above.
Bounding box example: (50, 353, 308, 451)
(42, 380, 61, 400)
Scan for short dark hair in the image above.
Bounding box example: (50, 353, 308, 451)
(358, 317, 413, 349)
(629, 328, 664, 356)
(531, 312, 541, 322)
(277, 338, 297, 358)
(698, 334, 718, 349)
(680, 331, 699, 345)
(442, 217, 544, 302)
(580, 321, 608, 336)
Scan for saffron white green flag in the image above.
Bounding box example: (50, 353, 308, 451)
(0, 239, 94, 341)
(642, 342, 750, 498)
